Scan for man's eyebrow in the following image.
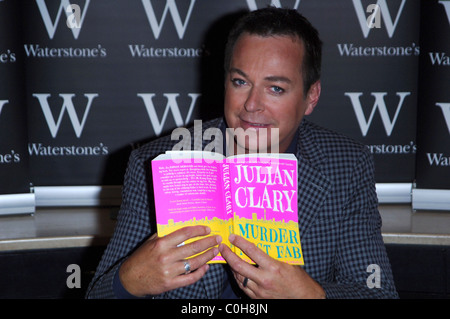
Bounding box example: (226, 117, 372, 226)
(229, 67, 247, 78)
(229, 68, 292, 84)
(264, 75, 292, 84)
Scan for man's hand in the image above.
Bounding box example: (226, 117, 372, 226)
(119, 226, 221, 297)
(219, 234, 325, 299)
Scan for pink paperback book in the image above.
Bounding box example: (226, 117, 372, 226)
(151, 151, 304, 265)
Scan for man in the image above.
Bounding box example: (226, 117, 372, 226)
(86, 7, 398, 299)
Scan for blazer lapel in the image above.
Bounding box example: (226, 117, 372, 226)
(295, 121, 331, 239)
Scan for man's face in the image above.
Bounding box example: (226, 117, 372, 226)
(224, 33, 320, 154)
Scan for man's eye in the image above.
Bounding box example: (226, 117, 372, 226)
(270, 86, 284, 94)
(232, 78, 246, 86)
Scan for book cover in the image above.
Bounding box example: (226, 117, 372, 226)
(151, 151, 304, 265)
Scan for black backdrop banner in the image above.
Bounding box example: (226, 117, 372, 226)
(0, 0, 448, 212)
(413, 0, 450, 210)
(415, 0, 450, 190)
(0, 0, 30, 195)
(21, 0, 244, 186)
(306, 0, 420, 183)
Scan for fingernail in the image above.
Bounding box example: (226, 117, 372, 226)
(216, 235, 222, 244)
(229, 233, 236, 242)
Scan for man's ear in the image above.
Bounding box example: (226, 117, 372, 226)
(304, 80, 321, 115)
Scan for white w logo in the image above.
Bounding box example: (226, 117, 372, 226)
(439, 0, 450, 27)
(345, 92, 410, 136)
(352, 0, 406, 38)
(0, 100, 8, 117)
(33, 93, 98, 138)
(246, 0, 301, 11)
(138, 93, 200, 136)
(437, 103, 450, 135)
(141, 0, 196, 40)
(35, 0, 90, 39)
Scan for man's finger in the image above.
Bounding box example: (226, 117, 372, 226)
(219, 241, 260, 280)
(228, 234, 272, 268)
(171, 264, 210, 289)
(163, 225, 211, 247)
(175, 234, 222, 260)
(177, 246, 220, 275)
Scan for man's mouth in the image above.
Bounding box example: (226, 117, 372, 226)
(240, 119, 271, 130)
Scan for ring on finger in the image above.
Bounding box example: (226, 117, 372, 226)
(183, 260, 191, 275)
(243, 277, 249, 287)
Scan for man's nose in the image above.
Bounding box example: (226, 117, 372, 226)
(244, 87, 264, 112)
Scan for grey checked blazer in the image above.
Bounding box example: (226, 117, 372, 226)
(86, 118, 398, 299)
